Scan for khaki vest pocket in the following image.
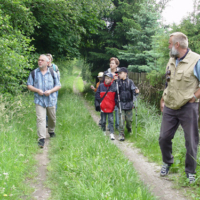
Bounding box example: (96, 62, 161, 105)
(176, 70, 183, 80)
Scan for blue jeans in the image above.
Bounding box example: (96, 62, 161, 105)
(101, 112, 114, 133)
(114, 106, 119, 128)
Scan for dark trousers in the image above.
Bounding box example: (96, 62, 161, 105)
(101, 112, 114, 133)
(159, 103, 199, 174)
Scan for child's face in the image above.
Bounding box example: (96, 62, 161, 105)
(110, 60, 117, 71)
(98, 77, 103, 82)
(105, 76, 112, 85)
(118, 72, 127, 80)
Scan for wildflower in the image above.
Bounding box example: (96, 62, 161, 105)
(3, 173, 8, 176)
(3, 194, 7, 196)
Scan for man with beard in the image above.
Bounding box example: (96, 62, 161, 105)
(159, 32, 200, 184)
(27, 54, 61, 148)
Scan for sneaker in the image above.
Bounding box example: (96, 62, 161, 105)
(49, 132, 56, 137)
(187, 173, 196, 184)
(110, 133, 115, 140)
(118, 133, 125, 141)
(38, 138, 45, 148)
(160, 162, 170, 176)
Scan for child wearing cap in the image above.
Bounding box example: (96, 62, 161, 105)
(91, 72, 104, 92)
(116, 67, 139, 141)
(95, 73, 117, 140)
(104, 57, 120, 130)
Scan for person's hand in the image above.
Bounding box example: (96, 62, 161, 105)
(135, 88, 139, 93)
(114, 74, 118, 80)
(189, 97, 196, 103)
(160, 98, 165, 112)
(37, 89, 44, 96)
(44, 90, 51, 96)
(91, 85, 95, 90)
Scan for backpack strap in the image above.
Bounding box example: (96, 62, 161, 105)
(31, 68, 55, 86)
(52, 63, 56, 72)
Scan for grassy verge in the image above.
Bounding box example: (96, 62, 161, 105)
(47, 75, 156, 199)
(81, 77, 200, 198)
(0, 94, 40, 199)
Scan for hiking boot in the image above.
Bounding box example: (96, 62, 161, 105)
(38, 138, 45, 148)
(119, 133, 125, 141)
(160, 162, 170, 176)
(187, 173, 196, 184)
(49, 132, 56, 138)
(110, 133, 115, 140)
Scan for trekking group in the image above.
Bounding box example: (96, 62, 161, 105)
(27, 32, 200, 183)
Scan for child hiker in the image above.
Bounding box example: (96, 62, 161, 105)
(116, 67, 139, 141)
(91, 72, 104, 126)
(91, 72, 104, 92)
(95, 73, 117, 140)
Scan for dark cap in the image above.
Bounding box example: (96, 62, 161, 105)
(116, 67, 128, 73)
(105, 73, 113, 79)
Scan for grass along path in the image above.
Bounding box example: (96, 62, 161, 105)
(46, 75, 156, 200)
(74, 77, 189, 200)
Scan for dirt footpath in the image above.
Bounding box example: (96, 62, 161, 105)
(74, 79, 189, 200)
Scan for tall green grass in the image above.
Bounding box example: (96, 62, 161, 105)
(0, 93, 39, 199)
(47, 75, 156, 200)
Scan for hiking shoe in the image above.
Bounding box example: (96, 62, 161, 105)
(119, 133, 125, 141)
(110, 133, 115, 140)
(160, 162, 170, 176)
(38, 139, 45, 148)
(187, 173, 196, 184)
(49, 132, 56, 138)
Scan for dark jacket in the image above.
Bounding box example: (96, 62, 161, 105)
(95, 81, 117, 113)
(117, 78, 136, 110)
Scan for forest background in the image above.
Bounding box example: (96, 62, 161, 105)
(1, 0, 200, 96)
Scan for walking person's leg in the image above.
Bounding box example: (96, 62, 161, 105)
(179, 103, 199, 176)
(35, 104, 46, 147)
(101, 112, 106, 135)
(125, 109, 133, 133)
(159, 106, 179, 176)
(108, 113, 115, 140)
(47, 106, 56, 137)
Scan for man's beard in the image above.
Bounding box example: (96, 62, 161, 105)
(170, 46, 179, 58)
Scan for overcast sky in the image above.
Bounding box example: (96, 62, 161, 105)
(160, 0, 194, 25)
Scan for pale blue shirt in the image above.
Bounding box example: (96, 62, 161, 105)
(27, 68, 61, 108)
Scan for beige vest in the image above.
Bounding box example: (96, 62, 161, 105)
(163, 50, 200, 110)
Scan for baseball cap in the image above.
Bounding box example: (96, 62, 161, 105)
(105, 73, 113, 79)
(116, 67, 128, 73)
(97, 72, 104, 77)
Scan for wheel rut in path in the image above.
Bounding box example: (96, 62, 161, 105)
(28, 131, 51, 200)
(73, 77, 189, 200)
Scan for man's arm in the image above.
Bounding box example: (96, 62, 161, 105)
(27, 85, 44, 96)
(44, 86, 61, 96)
